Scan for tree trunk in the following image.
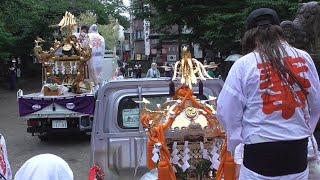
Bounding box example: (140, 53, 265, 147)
(178, 25, 182, 60)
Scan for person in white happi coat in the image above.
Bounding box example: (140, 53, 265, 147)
(217, 8, 320, 180)
(0, 134, 12, 180)
(88, 24, 106, 85)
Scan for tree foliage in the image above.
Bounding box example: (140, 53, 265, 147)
(78, 11, 99, 27)
(0, 23, 15, 60)
(139, 0, 301, 54)
(77, 12, 119, 50)
(0, 0, 128, 61)
(101, 0, 130, 28)
(99, 22, 120, 50)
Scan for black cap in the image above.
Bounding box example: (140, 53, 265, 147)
(246, 8, 280, 30)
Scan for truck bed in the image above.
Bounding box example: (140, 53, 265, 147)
(18, 91, 95, 119)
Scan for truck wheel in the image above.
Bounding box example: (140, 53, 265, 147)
(38, 133, 49, 141)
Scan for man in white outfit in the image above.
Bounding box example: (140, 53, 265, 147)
(217, 8, 320, 180)
(88, 24, 106, 85)
(146, 63, 160, 78)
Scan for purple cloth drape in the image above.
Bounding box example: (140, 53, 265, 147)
(18, 95, 95, 116)
(55, 96, 95, 115)
(18, 98, 53, 116)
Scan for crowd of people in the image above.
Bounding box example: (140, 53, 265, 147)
(112, 60, 222, 80)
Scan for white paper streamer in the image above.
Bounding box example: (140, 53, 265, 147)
(152, 143, 161, 163)
(200, 142, 210, 160)
(209, 143, 220, 170)
(181, 141, 190, 172)
(171, 142, 181, 166)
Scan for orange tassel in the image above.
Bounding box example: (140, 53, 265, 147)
(158, 160, 176, 180)
(223, 151, 237, 180)
(216, 141, 237, 180)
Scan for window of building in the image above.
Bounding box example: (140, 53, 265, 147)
(136, 54, 142, 60)
(135, 30, 144, 40)
(151, 39, 159, 44)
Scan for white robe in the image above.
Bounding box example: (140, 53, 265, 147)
(0, 134, 12, 180)
(217, 42, 320, 179)
(234, 137, 320, 180)
(307, 136, 320, 180)
(14, 154, 73, 180)
(88, 24, 106, 84)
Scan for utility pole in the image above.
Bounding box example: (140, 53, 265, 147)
(130, 0, 135, 60)
(178, 25, 182, 60)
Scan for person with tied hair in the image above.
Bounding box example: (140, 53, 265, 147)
(134, 62, 142, 78)
(217, 8, 320, 179)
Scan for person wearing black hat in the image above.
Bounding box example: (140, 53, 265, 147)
(134, 62, 142, 78)
(217, 8, 320, 179)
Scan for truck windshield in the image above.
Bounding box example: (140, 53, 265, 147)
(117, 94, 207, 129)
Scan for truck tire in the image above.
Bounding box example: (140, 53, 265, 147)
(38, 133, 49, 141)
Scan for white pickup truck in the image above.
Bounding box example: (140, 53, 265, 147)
(90, 78, 224, 179)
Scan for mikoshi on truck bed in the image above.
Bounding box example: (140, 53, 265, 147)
(17, 12, 95, 136)
(137, 47, 236, 180)
(33, 11, 92, 96)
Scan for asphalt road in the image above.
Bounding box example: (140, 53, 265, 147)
(0, 80, 90, 180)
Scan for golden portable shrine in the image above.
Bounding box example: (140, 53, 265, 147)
(34, 11, 92, 95)
(137, 48, 236, 180)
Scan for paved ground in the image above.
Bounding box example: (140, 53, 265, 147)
(0, 79, 90, 180)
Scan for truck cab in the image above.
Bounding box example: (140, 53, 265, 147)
(90, 78, 224, 179)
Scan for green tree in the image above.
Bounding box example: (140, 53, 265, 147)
(99, 21, 120, 50)
(77, 12, 119, 50)
(101, 0, 130, 28)
(0, 0, 128, 62)
(78, 11, 98, 27)
(202, 0, 299, 53)
(0, 23, 15, 60)
(139, 0, 300, 54)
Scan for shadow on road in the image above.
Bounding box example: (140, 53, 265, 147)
(39, 133, 91, 145)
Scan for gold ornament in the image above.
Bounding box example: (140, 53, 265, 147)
(172, 47, 213, 88)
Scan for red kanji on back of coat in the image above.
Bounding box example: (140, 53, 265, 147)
(257, 57, 311, 119)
